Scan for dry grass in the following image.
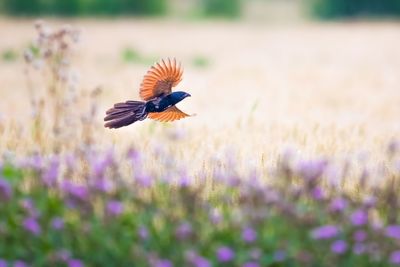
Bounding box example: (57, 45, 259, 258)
(0, 18, 399, 174)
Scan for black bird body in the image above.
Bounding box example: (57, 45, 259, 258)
(104, 58, 192, 129)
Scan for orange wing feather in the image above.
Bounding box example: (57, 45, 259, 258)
(139, 58, 183, 101)
(148, 106, 190, 122)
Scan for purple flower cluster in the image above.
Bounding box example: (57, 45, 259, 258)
(216, 246, 235, 262)
(106, 200, 124, 216)
(242, 227, 257, 243)
(350, 210, 368, 226)
(297, 159, 328, 181)
(186, 251, 211, 267)
(331, 240, 347, 254)
(61, 181, 89, 202)
(51, 217, 65, 230)
(0, 177, 12, 201)
(175, 222, 193, 240)
(23, 217, 41, 235)
(386, 225, 400, 239)
(311, 225, 339, 240)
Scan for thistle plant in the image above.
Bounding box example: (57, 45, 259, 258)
(23, 21, 100, 154)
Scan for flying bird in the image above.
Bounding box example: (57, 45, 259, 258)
(104, 58, 191, 129)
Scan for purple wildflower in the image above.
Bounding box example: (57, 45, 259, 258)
(0, 177, 12, 201)
(65, 153, 76, 170)
(106, 200, 124, 216)
(91, 161, 105, 179)
(155, 259, 173, 267)
(388, 140, 399, 156)
(242, 262, 260, 267)
(329, 197, 347, 212)
(21, 199, 39, 218)
(353, 230, 367, 242)
(178, 170, 191, 187)
(226, 175, 241, 188)
(242, 227, 257, 243)
(390, 250, 400, 265)
(56, 249, 71, 261)
(127, 148, 141, 165)
(138, 226, 149, 240)
(134, 173, 152, 187)
(62, 181, 89, 201)
(93, 178, 113, 193)
(51, 217, 64, 230)
(350, 210, 368, 226)
(91, 149, 114, 178)
(353, 243, 366, 255)
(29, 153, 43, 170)
(14, 260, 28, 267)
(186, 251, 211, 267)
(311, 186, 325, 200)
(363, 196, 376, 209)
(42, 156, 59, 186)
(311, 225, 339, 240)
(297, 159, 328, 181)
(274, 250, 286, 262)
(216, 246, 235, 262)
(103, 149, 115, 166)
(67, 259, 83, 267)
(23, 217, 41, 235)
(192, 256, 210, 267)
(91, 159, 106, 179)
(209, 209, 222, 225)
(175, 222, 192, 240)
(0, 259, 7, 267)
(331, 240, 347, 254)
(386, 225, 400, 239)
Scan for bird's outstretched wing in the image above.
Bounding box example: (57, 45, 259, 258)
(148, 106, 190, 122)
(139, 58, 183, 101)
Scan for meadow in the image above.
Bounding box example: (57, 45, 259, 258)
(0, 18, 400, 266)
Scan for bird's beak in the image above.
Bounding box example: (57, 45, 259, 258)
(186, 93, 191, 97)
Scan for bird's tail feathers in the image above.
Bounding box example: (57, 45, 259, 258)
(104, 100, 147, 129)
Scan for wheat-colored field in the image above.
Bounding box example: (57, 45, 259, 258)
(0, 18, 399, 175)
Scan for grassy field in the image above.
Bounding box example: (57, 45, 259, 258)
(0, 19, 399, 173)
(0, 18, 400, 266)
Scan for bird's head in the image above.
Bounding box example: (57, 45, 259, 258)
(170, 91, 191, 102)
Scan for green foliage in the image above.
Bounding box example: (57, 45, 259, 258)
(121, 47, 141, 63)
(123, 0, 167, 16)
(121, 47, 158, 65)
(1, 49, 18, 62)
(0, 0, 167, 16)
(27, 44, 40, 59)
(202, 0, 242, 18)
(50, 0, 81, 16)
(1, 163, 22, 183)
(309, 0, 400, 19)
(192, 56, 210, 68)
(2, 0, 41, 15)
